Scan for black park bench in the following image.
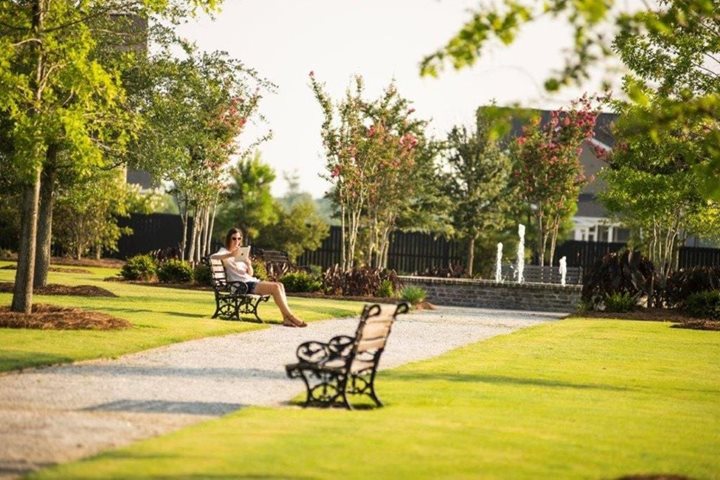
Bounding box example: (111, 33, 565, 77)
(208, 258, 270, 322)
(285, 302, 410, 409)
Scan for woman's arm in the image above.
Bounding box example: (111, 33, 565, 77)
(210, 247, 237, 260)
(240, 258, 254, 276)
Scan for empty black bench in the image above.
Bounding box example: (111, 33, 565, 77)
(285, 302, 410, 409)
(208, 258, 270, 322)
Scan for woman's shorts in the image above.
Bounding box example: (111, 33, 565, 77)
(245, 281, 258, 294)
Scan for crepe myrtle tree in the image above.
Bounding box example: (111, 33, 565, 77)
(311, 72, 432, 269)
(128, 46, 272, 263)
(513, 95, 602, 267)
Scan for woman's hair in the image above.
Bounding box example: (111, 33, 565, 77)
(225, 228, 244, 249)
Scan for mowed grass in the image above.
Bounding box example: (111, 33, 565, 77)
(31, 318, 720, 479)
(0, 261, 364, 372)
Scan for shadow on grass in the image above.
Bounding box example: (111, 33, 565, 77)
(57, 364, 286, 378)
(83, 399, 246, 415)
(384, 371, 632, 392)
(0, 351, 74, 373)
(94, 305, 208, 320)
(39, 450, 316, 480)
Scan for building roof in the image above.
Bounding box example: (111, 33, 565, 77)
(576, 193, 608, 218)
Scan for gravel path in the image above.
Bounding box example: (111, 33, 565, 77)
(0, 306, 566, 479)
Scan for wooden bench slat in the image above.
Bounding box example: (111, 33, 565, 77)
(360, 323, 393, 340)
(356, 337, 388, 352)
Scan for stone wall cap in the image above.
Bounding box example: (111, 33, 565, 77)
(399, 275, 582, 291)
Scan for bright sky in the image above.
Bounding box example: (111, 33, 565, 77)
(175, 0, 619, 198)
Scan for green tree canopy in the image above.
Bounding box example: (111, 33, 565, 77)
(443, 107, 515, 276)
(215, 151, 280, 242)
(421, 0, 720, 198)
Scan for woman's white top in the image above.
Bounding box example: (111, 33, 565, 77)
(212, 247, 260, 283)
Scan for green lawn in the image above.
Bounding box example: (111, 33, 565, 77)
(0, 261, 364, 372)
(30, 317, 720, 479)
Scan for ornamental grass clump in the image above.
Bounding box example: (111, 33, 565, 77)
(400, 285, 426, 306)
(604, 292, 636, 312)
(376, 279, 397, 298)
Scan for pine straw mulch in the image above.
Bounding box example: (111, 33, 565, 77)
(0, 304, 131, 330)
(0, 282, 117, 297)
(579, 308, 720, 331)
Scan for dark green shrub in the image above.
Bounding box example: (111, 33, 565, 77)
(193, 263, 212, 286)
(322, 265, 403, 297)
(604, 292, 636, 312)
(664, 267, 720, 308)
(121, 254, 157, 281)
(376, 279, 396, 298)
(157, 259, 193, 283)
(280, 271, 322, 293)
(581, 250, 655, 310)
(400, 286, 426, 305)
(685, 290, 720, 320)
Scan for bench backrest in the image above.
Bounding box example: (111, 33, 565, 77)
(349, 302, 409, 373)
(209, 258, 228, 286)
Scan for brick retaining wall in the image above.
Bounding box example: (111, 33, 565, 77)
(400, 276, 582, 313)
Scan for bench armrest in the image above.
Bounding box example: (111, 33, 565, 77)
(295, 335, 354, 365)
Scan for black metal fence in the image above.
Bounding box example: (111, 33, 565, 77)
(555, 240, 720, 268)
(113, 213, 192, 259)
(296, 225, 462, 273)
(3, 211, 720, 270)
(555, 240, 627, 267)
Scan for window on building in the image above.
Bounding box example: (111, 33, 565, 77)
(614, 228, 631, 243)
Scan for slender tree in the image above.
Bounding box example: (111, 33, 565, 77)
(444, 108, 515, 276)
(512, 97, 600, 266)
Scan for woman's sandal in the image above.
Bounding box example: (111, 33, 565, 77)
(281, 318, 297, 328)
(284, 315, 307, 328)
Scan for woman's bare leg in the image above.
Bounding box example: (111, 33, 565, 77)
(254, 281, 305, 326)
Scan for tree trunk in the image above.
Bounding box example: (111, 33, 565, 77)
(34, 154, 57, 288)
(535, 211, 545, 267)
(340, 203, 346, 270)
(548, 217, 560, 268)
(179, 197, 189, 261)
(12, 0, 45, 313)
(187, 208, 197, 264)
(466, 235, 476, 277)
(12, 169, 42, 313)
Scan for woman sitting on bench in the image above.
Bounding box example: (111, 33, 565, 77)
(211, 228, 307, 328)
